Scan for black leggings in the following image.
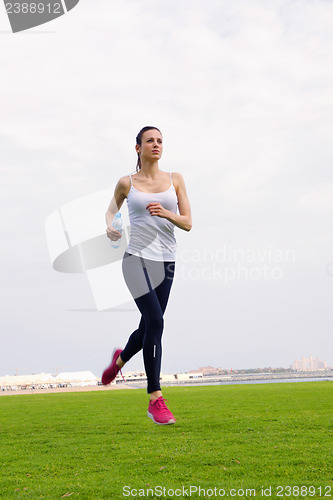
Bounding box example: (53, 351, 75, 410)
(120, 252, 175, 393)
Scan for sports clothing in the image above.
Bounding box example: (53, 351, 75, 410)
(121, 252, 175, 393)
(147, 397, 176, 425)
(126, 172, 178, 261)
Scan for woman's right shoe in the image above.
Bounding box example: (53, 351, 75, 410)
(147, 397, 176, 425)
(101, 348, 123, 385)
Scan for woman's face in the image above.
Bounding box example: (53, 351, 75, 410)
(137, 129, 163, 162)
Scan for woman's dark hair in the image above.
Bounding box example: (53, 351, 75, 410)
(136, 126, 161, 172)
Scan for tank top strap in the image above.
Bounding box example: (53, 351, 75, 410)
(129, 174, 133, 187)
(169, 172, 173, 187)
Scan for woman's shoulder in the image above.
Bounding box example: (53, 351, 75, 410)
(118, 174, 132, 185)
(115, 175, 132, 196)
(170, 171, 185, 188)
(170, 171, 183, 180)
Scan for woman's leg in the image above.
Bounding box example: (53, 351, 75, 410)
(141, 261, 175, 395)
(134, 289, 164, 394)
(118, 316, 145, 364)
(120, 254, 175, 393)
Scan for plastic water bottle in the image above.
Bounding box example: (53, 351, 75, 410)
(110, 212, 123, 249)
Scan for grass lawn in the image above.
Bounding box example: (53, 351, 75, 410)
(0, 382, 332, 499)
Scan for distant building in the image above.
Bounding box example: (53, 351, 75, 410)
(290, 356, 327, 371)
(0, 371, 99, 391)
(195, 366, 223, 375)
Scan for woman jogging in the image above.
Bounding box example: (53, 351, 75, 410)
(102, 126, 192, 425)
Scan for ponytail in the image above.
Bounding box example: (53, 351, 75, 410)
(136, 152, 141, 172)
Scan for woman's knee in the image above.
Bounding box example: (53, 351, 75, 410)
(148, 314, 164, 336)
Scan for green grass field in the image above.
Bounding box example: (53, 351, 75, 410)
(0, 382, 332, 499)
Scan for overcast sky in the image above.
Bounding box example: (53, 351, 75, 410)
(1, 0, 332, 377)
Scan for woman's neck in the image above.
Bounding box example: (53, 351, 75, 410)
(139, 162, 160, 179)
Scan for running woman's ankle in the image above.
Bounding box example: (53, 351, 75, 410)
(116, 355, 125, 369)
(149, 390, 162, 401)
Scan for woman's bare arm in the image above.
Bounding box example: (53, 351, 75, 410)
(105, 176, 130, 240)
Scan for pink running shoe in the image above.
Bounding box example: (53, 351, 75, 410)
(147, 397, 176, 425)
(101, 348, 124, 385)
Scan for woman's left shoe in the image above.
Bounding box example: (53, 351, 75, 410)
(147, 397, 176, 425)
(101, 348, 124, 385)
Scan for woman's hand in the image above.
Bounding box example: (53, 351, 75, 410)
(146, 202, 169, 218)
(106, 226, 122, 241)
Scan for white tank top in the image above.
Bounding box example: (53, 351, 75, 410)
(126, 172, 178, 261)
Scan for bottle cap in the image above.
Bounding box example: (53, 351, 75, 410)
(115, 212, 121, 218)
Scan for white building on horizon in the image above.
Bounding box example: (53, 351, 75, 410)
(0, 371, 99, 392)
(290, 356, 327, 371)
